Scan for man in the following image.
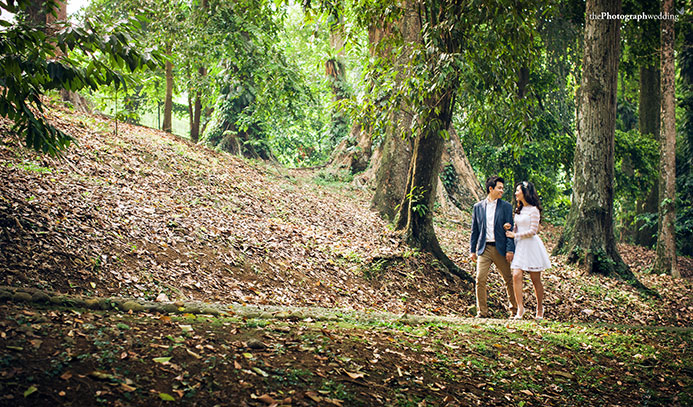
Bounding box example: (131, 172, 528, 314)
(470, 176, 518, 318)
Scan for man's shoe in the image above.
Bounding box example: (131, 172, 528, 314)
(475, 313, 488, 318)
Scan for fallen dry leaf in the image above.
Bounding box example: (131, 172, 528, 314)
(345, 371, 365, 379)
(305, 391, 322, 403)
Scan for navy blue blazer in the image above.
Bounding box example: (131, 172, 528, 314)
(470, 199, 515, 256)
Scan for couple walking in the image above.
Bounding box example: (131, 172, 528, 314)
(470, 176, 551, 320)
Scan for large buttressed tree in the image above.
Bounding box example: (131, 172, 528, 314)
(368, 1, 416, 222)
(392, 0, 462, 276)
(354, 0, 541, 279)
(554, 0, 632, 277)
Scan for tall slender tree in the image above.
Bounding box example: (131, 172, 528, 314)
(554, 0, 632, 276)
(634, 63, 660, 246)
(162, 41, 174, 133)
(653, 0, 680, 277)
(677, 3, 693, 257)
(188, 0, 210, 143)
(622, 0, 661, 247)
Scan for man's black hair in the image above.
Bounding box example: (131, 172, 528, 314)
(485, 176, 505, 193)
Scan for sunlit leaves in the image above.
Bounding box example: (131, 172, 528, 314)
(456, 1, 578, 210)
(204, 1, 327, 163)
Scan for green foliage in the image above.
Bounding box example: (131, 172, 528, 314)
(73, 1, 365, 166)
(439, 163, 456, 191)
(402, 186, 428, 217)
(0, 0, 159, 155)
(621, 0, 661, 70)
(592, 247, 618, 276)
(349, 0, 570, 211)
(81, 0, 191, 130)
(8, 160, 53, 174)
(197, 1, 339, 164)
(613, 128, 659, 241)
(80, 0, 340, 163)
(458, 1, 578, 220)
(267, 3, 368, 166)
(314, 169, 354, 185)
(204, 0, 283, 153)
(361, 258, 390, 280)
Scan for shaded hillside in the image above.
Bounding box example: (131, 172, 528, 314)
(1, 105, 692, 326)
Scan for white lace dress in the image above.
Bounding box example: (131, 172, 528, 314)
(510, 205, 551, 272)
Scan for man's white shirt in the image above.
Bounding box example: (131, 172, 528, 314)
(485, 198, 497, 243)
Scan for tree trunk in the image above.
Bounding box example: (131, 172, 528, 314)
(439, 127, 483, 211)
(325, 57, 349, 145)
(653, 0, 679, 277)
(639, 66, 660, 139)
(370, 1, 419, 221)
(162, 43, 174, 133)
(329, 123, 373, 173)
(372, 123, 414, 221)
(634, 65, 660, 247)
(190, 67, 206, 143)
(368, 2, 480, 221)
(325, 58, 347, 100)
(200, 107, 214, 136)
(327, 22, 388, 176)
(323, 12, 350, 146)
(327, 16, 347, 100)
(26, 0, 47, 27)
(554, 0, 631, 277)
(43, 0, 89, 110)
(395, 92, 471, 281)
(517, 66, 530, 99)
(44, 0, 67, 37)
(191, 93, 202, 143)
(187, 91, 193, 137)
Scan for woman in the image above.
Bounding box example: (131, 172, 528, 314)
(504, 181, 551, 320)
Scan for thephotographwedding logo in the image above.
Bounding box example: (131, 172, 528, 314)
(589, 8, 685, 22)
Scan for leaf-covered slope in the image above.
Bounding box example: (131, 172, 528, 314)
(0, 107, 457, 313)
(1, 105, 691, 326)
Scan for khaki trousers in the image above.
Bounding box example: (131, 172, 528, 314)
(476, 245, 517, 316)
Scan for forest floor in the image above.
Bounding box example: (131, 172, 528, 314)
(0, 104, 692, 406)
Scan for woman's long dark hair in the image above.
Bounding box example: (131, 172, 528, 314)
(515, 181, 543, 215)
